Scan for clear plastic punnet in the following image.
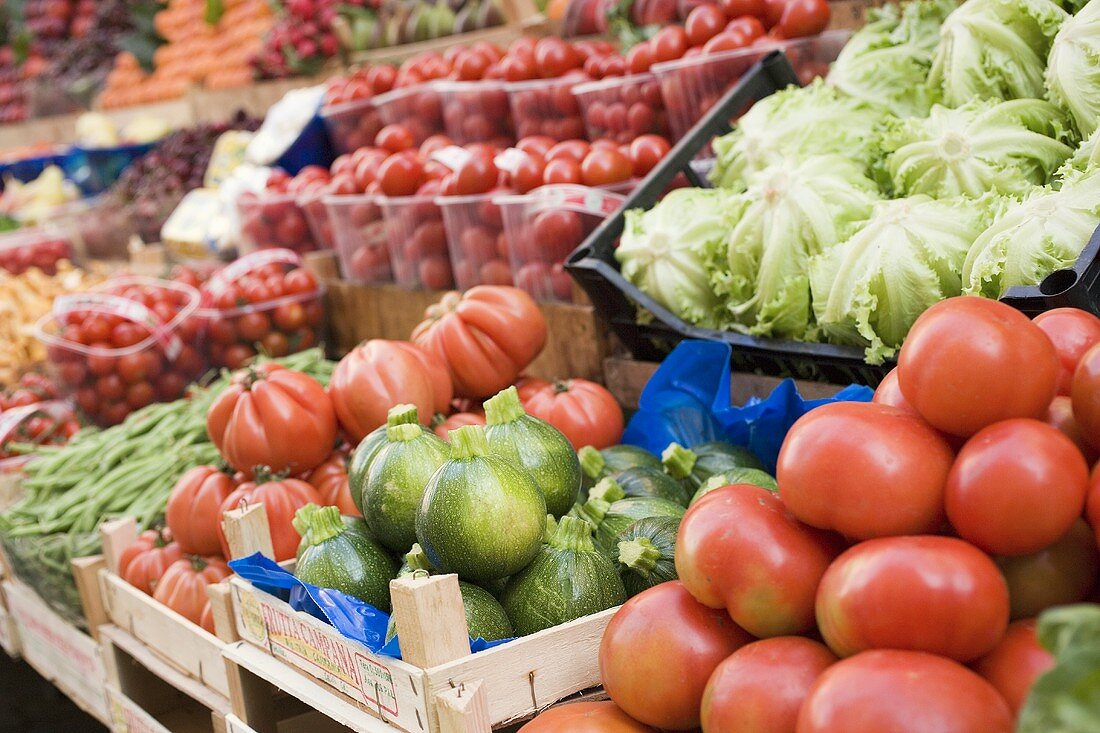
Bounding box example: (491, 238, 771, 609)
(496, 183, 628, 302)
(436, 192, 513, 291)
(436, 80, 515, 147)
(299, 190, 336, 251)
(378, 194, 454, 290)
(197, 248, 326, 369)
(573, 72, 670, 144)
(35, 276, 206, 426)
(236, 191, 318, 254)
(325, 194, 392, 285)
(320, 96, 386, 155)
(0, 400, 78, 472)
(0, 225, 77, 275)
(374, 84, 445, 145)
(506, 76, 589, 142)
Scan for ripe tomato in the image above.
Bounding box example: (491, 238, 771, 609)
(701, 637, 836, 733)
(1034, 308, 1100, 395)
(777, 402, 954, 539)
(546, 139, 591, 163)
(523, 379, 622, 449)
(703, 31, 750, 54)
(1071, 342, 1100, 452)
(718, 0, 767, 18)
(761, 0, 786, 27)
(509, 152, 546, 194)
(627, 135, 670, 176)
(118, 529, 182, 595)
(897, 297, 1059, 438)
(218, 476, 322, 561)
(871, 367, 917, 414)
(774, 0, 830, 38)
(725, 15, 766, 39)
(625, 42, 654, 74)
(452, 153, 499, 195)
(946, 419, 1088, 556)
(166, 465, 237, 555)
(685, 5, 727, 47)
(580, 148, 633, 186)
(676, 484, 842, 637)
(543, 157, 583, 184)
(378, 153, 426, 196)
(975, 619, 1054, 717)
(798, 650, 1013, 733)
(599, 581, 753, 730)
(236, 311, 270, 343)
(518, 702, 654, 732)
(997, 519, 1099, 619)
(1042, 395, 1096, 461)
(650, 26, 689, 64)
(375, 124, 415, 153)
(534, 37, 582, 78)
(816, 536, 1009, 662)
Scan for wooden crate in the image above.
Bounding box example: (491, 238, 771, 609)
(100, 623, 231, 733)
(0, 591, 19, 657)
(2, 577, 110, 724)
(223, 506, 612, 733)
(603, 356, 850, 411)
(97, 518, 237, 700)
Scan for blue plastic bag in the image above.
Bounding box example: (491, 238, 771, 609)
(229, 553, 512, 659)
(622, 340, 873, 472)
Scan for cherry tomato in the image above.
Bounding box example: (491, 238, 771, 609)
(799, 651, 1012, 733)
(452, 154, 499, 195)
(516, 135, 556, 158)
(419, 134, 455, 157)
(509, 152, 546, 194)
(946, 419, 1088, 556)
(996, 519, 1099, 619)
(701, 637, 836, 733)
(546, 139, 591, 163)
(627, 135, 670, 176)
(898, 297, 1059, 437)
(126, 382, 156, 410)
(116, 352, 152, 385)
(261, 331, 290, 357)
(111, 322, 147, 349)
(534, 37, 582, 78)
(378, 153, 426, 196)
(375, 124, 416, 153)
(718, 0, 767, 18)
(236, 312, 271, 343)
(725, 15, 766, 39)
(96, 373, 126, 402)
(775, 0, 830, 38)
(974, 620, 1055, 717)
(580, 148, 633, 186)
(273, 302, 306, 332)
(625, 42, 654, 74)
(777, 402, 954, 539)
(543, 157, 583, 184)
(685, 5, 727, 47)
(761, 0, 787, 28)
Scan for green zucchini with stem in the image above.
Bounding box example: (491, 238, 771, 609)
(293, 505, 398, 611)
(572, 478, 686, 553)
(348, 403, 421, 515)
(662, 441, 765, 491)
(578, 444, 661, 496)
(293, 507, 375, 560)
(690, 468, 778, 505)
(613, 465, 691, 507)
(614, 515, 680, 596)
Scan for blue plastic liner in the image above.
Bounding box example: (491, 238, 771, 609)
(621, 340, 874, 472)
(0, 150, 72, 186)
(276, 112, 335, 175)
(64, 141, 157, 195)
(229, 553, 513, 659)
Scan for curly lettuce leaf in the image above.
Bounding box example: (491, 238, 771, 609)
(713, 155, 880, 339)
(883, 98, 1075, 198)
(827, 0, 956, 117)
(1046, 0, 1100, 138)
(1059, 128, 1100, 183)
(811, 195, 995, 363)
(709, 80, 890, 191)
(962, 170, 1100, 297)
(929, 0, 1068, 107)
(615, 188, 738, 328)
(1017, 604, 1100, 733)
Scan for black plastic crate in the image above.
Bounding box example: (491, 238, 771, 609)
(567, 50, 1100, 387)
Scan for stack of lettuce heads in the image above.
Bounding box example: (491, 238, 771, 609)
(616, 0, 1100, 364)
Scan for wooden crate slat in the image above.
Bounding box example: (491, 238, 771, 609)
(0, 601, 19, 657)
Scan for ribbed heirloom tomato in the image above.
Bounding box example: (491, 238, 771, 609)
(217, 475, 323, 561)
(797, 650, 1013, 733)
(974, 619, 1054, 716)
(816, 536, 1009, 662)
(152, 555, 232, 632)
(206, 363, 336, 478)
(118, 529, 182, 595)
(523, 379, 623, 449)
(165, 465, 237, 555)
(305, 451, 359, 516)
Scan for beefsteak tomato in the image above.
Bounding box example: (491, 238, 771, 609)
(701, 637, 836, 733)
(118, 528, 182, 595)
(165, 465, 237, 555)
(777, 402, 953, 539)
(518, 702, 654, 732)
(797, 650, 1013, 733)
(676, 484, 842, 637)
(522, 379, 623, 450)
(897, 296, 1059, 438)
(328, 340, 452, 442)
(206, 364, 336, 477)
(217, 474, 323, 561)
(433, 411, 486, 440)
(1033, 308, 1100, 395)
(152, 555, 231, 631)
(816, 536, 1009, 662)
(945, 419, 1088, 556)
(305, 451, 359, 516)
(411, 286, 547, 398)
(974, 619, 1054, 717)
(599, 581, 753, 730)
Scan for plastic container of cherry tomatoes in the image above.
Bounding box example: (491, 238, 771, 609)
(653, 30, 851, 142)
(0, 400, 80, 472)
(321, 97, 386, 155)
(573, 73, 669, 144)
(237, 191, 318, 255)
(378, 195, 454, 290)
(495, 184, 628, 302)
(298, 192, 336, 251)
(436, 81, 515, 147)
(198, 249, 326, 370)
(35, 277, 206, 426)
(325, 194, 392, 285)
(435, 193, 514, 291)
(0, 225, 78, 275)
(506, 77, 589, 142)
(374, 84, 445, 146)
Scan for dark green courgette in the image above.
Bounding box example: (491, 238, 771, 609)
(614, 515, 679, 596)
(348, 403, 421, 515)
(662, 441, 765, 490)
(293, 505, 398, 611)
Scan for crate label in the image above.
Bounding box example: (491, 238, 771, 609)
(235, 584, 268, 646)
(357, 654, 399, 717)
(106, 687, 169, 733)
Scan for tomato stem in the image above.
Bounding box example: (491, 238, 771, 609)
(552, 380, 573, 395)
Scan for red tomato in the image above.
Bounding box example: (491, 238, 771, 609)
(165, 465, 236, 555)
(703, 30, 752, 54)
(452, 154, 499, 195)
(774, 0, 829, 38)
(761, 0, 786, 27)
(677, 484, 842, 637)
(725, 15, 766, 39)
(534, 37, 582, 78)
(509, 152, 546, 194)
(777, 402, 954, 539)
(997, 519, 1099, 619)
(685, 5, 727, 47)
(651, 26, 689, 63)
(375, 124, 415, 153)
(600, 581, 753, 730)
(378, 154, 426, 196)
(118, 529, 182, 595)
(523, 379, 622, 449)
(946, 419, 1088, 556)
(543, 157, 583, 184)
(218, 476, 322, 561)
(625, 42, 654, 74)
(580, 148, 633, 186)
(701, 637, 836, 733)
(1088, 464, 1100, 548)
(798, 650, 1013, 733)
(1042, 395, 1096, 461)
(898, 297, 1059, 438)
(718, 0, 767, 18)
(152, 555, 231, 630)
(305, 451, 359, 517)
(516, 135, 556, 157)
(871, 367, 917, 415)
(1071, 342, 1100, 452)
(518, 702, 654, 732)
(1033, 308, 1100, 394)
(816, 536, 1009, 662)
(974, 620, 1055, 717)
(627, 135, 670, 177)
(546, 139, 591, 163)
(433, 411, 486, 441)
